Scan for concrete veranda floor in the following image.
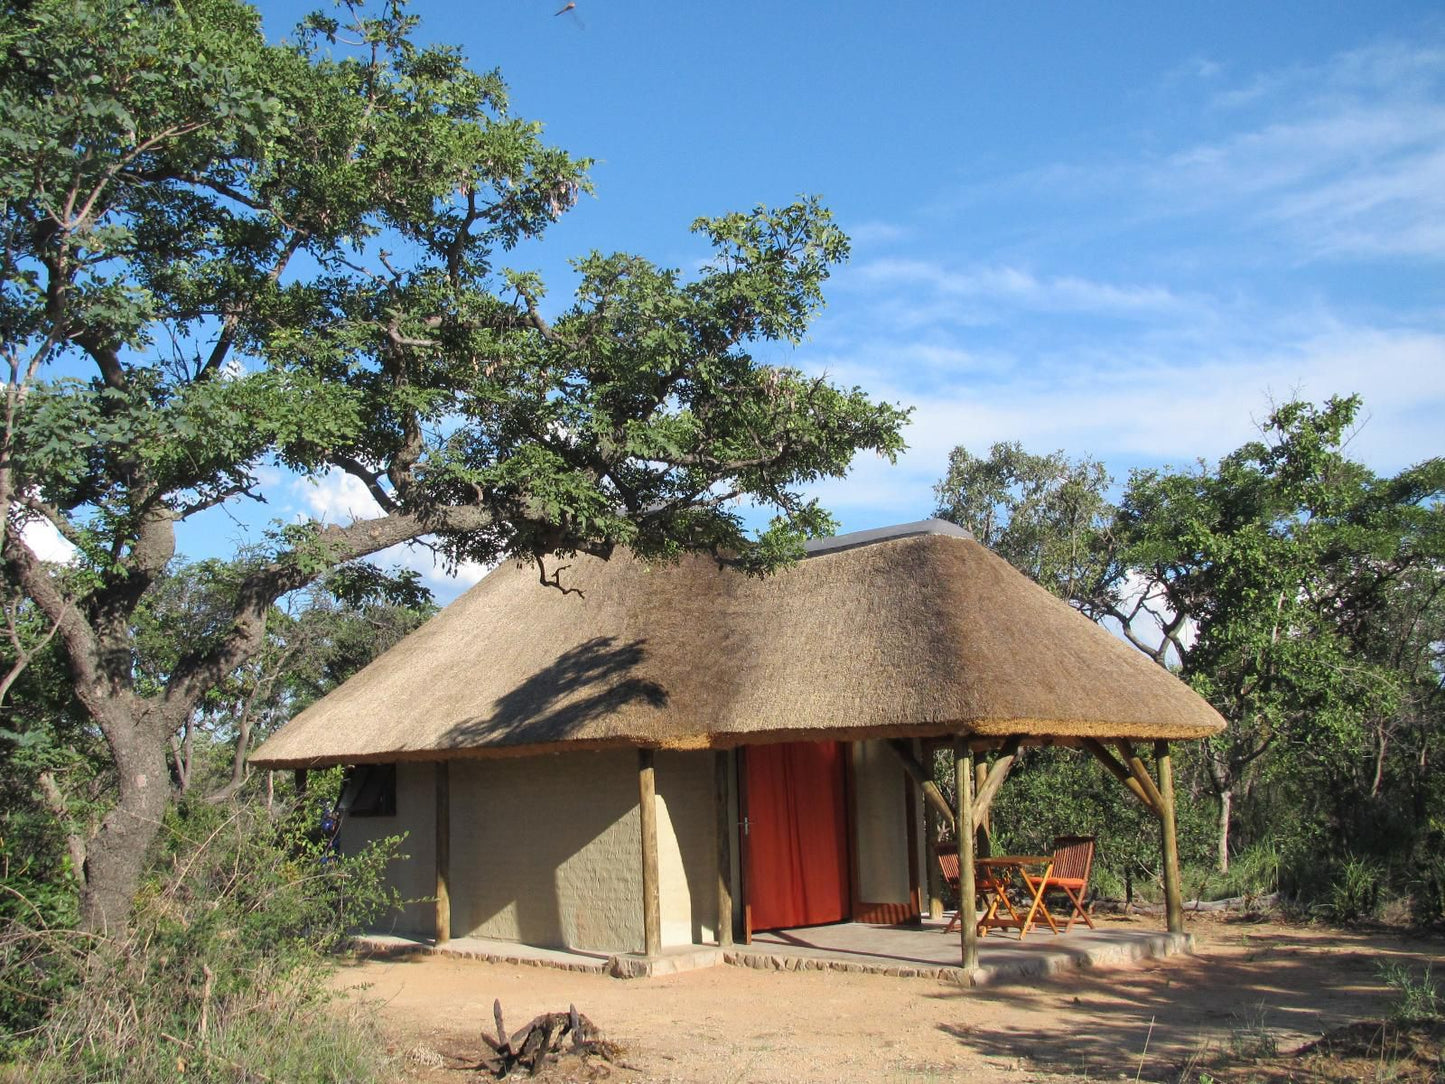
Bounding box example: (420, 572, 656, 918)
(355, 914, 1191, 986)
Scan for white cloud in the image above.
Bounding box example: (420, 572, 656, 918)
(843, 220, 911, 247)
(1151, 42, 1445, 260)
(802, 320, 1445, 530)
(291, 470, 492, 595)
(792, 35, 1445, 541)
(848, 260, 1192, 318)
(15, 516, 77, 564)
(294, 470, 384, 523)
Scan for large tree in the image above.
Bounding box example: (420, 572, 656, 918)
(934, 400, 1445, 878)
(0, 0, 907, 931)
(932, 441, 1112, 605)
(1116, 397, 1445, 871)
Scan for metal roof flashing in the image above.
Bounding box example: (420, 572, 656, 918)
(803, 518, 974, 558)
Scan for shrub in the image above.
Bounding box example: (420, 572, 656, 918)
(1315, 855, 1382, 925)
(0, 796, 405, 1081)
(1378, 961, 1442, 1024)
(1410, 853, 1445, 928)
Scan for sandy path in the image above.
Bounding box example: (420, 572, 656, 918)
(335, 914, 1442, 1082)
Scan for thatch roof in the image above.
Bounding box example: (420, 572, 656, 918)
(250, 520, 1225, 768)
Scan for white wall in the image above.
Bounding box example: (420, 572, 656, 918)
(656, 750, 719, 946)
(336, 762, 436, 937)
(852, 740, 912, 905)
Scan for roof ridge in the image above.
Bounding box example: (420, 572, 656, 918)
(803, 518, 973, 557)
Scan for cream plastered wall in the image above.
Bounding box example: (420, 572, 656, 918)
(442, 749, 718, 954)
(655, 750, 719, 946)
(336, 762, 437, 936)
(852, 740, 912, 904)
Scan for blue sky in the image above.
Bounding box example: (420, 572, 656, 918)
(46, 0, 1443, 601)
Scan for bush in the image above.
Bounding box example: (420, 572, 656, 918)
(1314, 854, 1382, 925)
(0, 796, 404, 1081)
(1410, 852, 1445, 928)
(1378, 961, 1442, 1024)
(1194, 841, 1281, 903)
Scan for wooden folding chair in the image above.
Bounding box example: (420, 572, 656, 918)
(934, 842, 1020, 934)
(1021, 835, 1096, 933)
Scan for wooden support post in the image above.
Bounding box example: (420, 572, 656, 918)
(1081, 737, 1160, 817)
(924, 796, 944, 920)
(1115, 740, 1167, 814)
(638, 748, 662, 957)
(435, 761, 451, 945)
(1154, 740, 1184, 935)
(885, 739, 956, 833)
(714, 750, 734, 948)
(293, 768, 308, 797)
(970, 736, 1022, 830)
(953, 736, 978, 973)
(974, 760, 991, 857)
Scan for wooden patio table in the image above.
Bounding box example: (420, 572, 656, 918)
(975, 856, 1060, 939)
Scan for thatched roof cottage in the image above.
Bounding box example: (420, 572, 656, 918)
(251, 520, 1224, 963)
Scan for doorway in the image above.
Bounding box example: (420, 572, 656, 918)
(742, 740, 851, 933)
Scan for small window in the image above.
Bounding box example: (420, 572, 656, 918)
(338, 764, 397, 817)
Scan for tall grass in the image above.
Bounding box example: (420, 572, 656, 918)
(0, 798, 405, 1082)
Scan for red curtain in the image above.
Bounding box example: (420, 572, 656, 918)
(745, 741, 850, 930)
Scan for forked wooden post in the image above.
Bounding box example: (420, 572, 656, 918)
(638, 748, 662, 957)
(435, 760, 451, 945)
(974, 760, 992, 857)
(924, 798, 944, 920)
(714, 750, 734, 947)
(953, 736, 978, 972)
(1154, 740, 1184, 935)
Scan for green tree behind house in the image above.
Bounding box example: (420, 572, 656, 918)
(935, 399, 1445, 909)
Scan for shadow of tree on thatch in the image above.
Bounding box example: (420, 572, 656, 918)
(439, 636, 668, 747)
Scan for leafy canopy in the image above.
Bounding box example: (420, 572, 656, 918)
(0, 0, 908, 931)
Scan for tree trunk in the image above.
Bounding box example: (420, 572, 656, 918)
(1217, 787, 1233, 874)
(80, 730, 171, 934)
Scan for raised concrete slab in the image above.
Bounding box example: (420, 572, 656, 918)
(352, 933, 611, 974)
(350, 934, 724, 978)
(605, 946, 725, 978)
(734, 919, 1193, 986)
(351, 919, 1192, 987)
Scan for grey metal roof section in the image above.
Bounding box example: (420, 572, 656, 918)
(804, 518, 974, 557)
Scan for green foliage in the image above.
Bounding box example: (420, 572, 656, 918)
(930, 398, 1445, 920)
(1194, 841, 1281, 902)
(0, 795, 402, 1079)
(1411, 849, 1445, 928)
(958, 746, 1215, 903)
(933, 441, 1113, 603)
(1378, 961, 1442, 1024)
(1313, 855, 1382, 925)
(1, 0, 907, 931)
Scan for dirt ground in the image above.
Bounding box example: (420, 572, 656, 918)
(334, 913, 1444, 1082)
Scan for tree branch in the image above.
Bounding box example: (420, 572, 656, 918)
(164, 504, 498, 708)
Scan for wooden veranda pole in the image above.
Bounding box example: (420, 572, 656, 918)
(924, 797, 944, 920)
(434, 761, 451, 945)
(1154, 741, 1184, 935)
(714, 750, 734, 947)
(638, 748, 662, 957)
(975, 760, 992, 857)
(953, 736, 978, 972)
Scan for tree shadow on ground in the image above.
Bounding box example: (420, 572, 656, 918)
(927, 921, 1441, 1081)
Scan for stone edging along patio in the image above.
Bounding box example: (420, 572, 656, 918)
(350, 926, 1194, 986)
